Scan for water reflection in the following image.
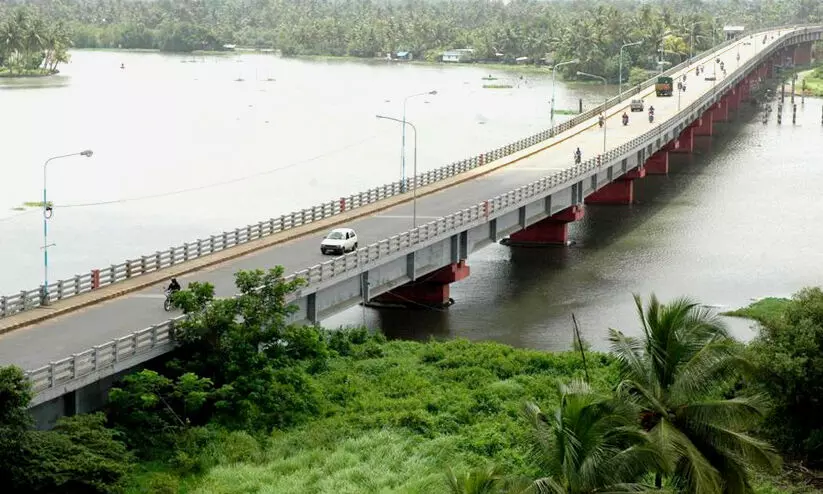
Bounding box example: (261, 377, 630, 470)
(326, 97, 823, 350)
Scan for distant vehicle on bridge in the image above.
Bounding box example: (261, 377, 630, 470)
(630, 99, 645, 112)
(655, 76, 673, 97)
(320, 228, 359, 255)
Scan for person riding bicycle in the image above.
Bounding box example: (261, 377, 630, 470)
(167, 278, 181, 294)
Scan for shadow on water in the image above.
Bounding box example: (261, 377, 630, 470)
(375, 102, 764, 347)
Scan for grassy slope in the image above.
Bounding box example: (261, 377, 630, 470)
(126, 339, 617, 493)
(124, 338, 801, 493)
(723, 297, 790, 325)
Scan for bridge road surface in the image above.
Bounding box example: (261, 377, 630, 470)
(0, 32, 773, 371)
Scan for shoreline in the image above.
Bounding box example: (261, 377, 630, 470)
(72, 47, 567, 75)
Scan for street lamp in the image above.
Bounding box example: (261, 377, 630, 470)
(377, 115, 419, 228)
(42, 149, 94, 305)
(549, 58, 579, 132)
(576, 71, 607, 154)
(619, 41, 641, 101)
(400, 90, 436, 192)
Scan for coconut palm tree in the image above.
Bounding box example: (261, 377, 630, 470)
(609, 294, 780, 493)
(524, 380, 663, 494)
(446, 463, 531, 494)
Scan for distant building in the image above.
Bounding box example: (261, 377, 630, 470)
(723, 26, 745, 41)
(442, 48, 475, 63)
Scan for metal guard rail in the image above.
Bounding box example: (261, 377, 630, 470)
(24, 25, 821, 401)
(0, 24, 785, 320)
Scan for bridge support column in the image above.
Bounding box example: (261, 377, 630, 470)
(585, 167, 645, 205)
(505, 205, 584, 246)
(645, 150, 669, 175)
(793, 42, 813, 66)
(671, 127, 694, 153)
(711, 99, 728, 122)
(372, 261, 470, 308)
(692, 114, 713, 136)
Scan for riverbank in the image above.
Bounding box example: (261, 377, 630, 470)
(0, 68, 58, 78)
(723, 297, 791, 324)
(779, 64, 823, 97)
(118, 335, 803, 494)
(125, 338, 615, 492)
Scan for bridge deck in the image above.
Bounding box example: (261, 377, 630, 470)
(0, 32, 780, 370)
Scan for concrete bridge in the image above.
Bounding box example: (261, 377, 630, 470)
(0, 26, 819, 427)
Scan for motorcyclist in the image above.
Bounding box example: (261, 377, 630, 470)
(622, 112, 629, 125)
(648, 106, 655, 123)
(167, 278, 181, 294)
(598, 114, 604, 128)
(574, 147, 582, 164)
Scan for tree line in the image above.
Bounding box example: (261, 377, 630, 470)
(2, 266, 823, 492)
(0, 6, 72, 75)
(1, 0, 821, 81)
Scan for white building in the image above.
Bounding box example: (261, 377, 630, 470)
(723, 26, 745, 41)
(442, 48, 475, 63)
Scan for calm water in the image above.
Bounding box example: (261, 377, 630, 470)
(0, 50, 601, 293)
(2, 51, 821, 351)
(326, 96, 823, 350)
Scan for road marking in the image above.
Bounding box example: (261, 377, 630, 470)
(373, 215, 443, 219)
(505, 167, 570, 171)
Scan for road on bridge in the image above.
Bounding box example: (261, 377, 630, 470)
(0, 31, 776, 370)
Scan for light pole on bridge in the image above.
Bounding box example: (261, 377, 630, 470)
(618, 41, 641, 102)
(377, 115, 420, 229)
(576, 71, 608, 154)
(549, 58, 579, 133)
(400, 90, 437, 192)
(42, 150, 94, 305)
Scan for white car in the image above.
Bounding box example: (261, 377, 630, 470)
(320, 228, 358, 255)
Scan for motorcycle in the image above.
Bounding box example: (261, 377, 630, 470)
(622, 115, 629, 126)
(597, 115, 604, 128)
(574, 153, 582, 164)
(163, 289, 177, 311)
(648, 113, 654, 123)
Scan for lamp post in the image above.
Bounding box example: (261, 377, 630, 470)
(400, 90, 436, 192)
(377, 115, 419, 228)
(42, 149, 94, 305)
(619, 41, 641, 101)
(549, 58, 578, 132)
(576, 71, 607, 154)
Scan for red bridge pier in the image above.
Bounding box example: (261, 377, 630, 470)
(585, 167, 646, 205)
(504, 205, 585, 246)
(372, 261, 470, 308)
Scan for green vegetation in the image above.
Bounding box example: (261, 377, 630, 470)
(3, 269, 823, 492)
(0, 7, 72, 77)
(1, 0, 821, 82)
(798, 66, 823, 96)
(724, 297, 791, 325)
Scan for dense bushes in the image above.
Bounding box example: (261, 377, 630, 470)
(748, 287, 823, 467)
(0, 367, 132, 493)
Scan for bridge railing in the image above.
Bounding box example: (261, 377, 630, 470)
(25, 26, 821, 402)
(0, 26, 779, 321)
